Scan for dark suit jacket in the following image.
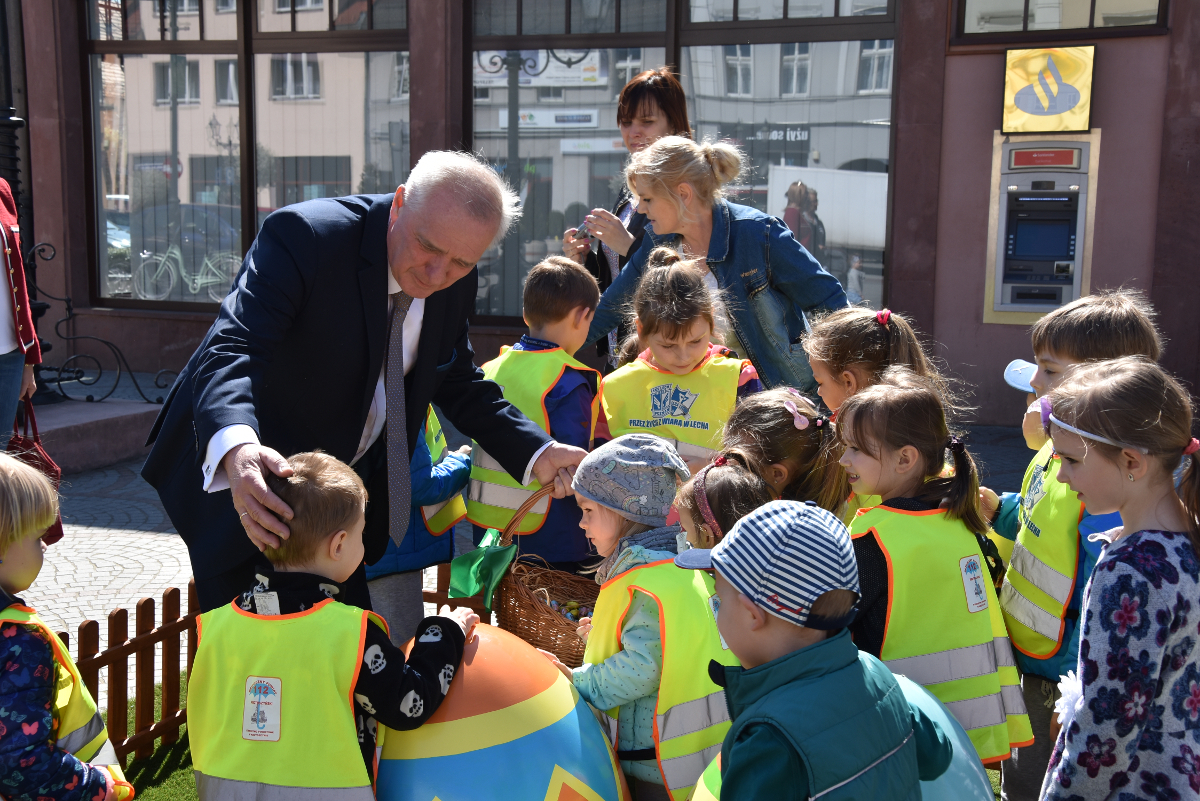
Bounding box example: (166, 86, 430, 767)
(142, 195, 550, 580)
(583, 187, 647, 361)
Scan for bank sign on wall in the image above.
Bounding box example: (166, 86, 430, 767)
(1003, 46, 1094, 134)
(474, 50, 607, 87)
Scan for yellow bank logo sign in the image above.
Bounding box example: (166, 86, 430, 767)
(1003, 46, 1094, 134)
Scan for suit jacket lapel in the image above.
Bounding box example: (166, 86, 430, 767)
(358, 197, 391, 424)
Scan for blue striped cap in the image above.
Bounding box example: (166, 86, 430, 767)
(709, 500, 860, 629)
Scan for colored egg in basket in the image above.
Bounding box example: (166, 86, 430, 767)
(376, 624, 631, 801)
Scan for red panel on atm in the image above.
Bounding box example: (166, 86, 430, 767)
(1011, 149, 1080, 168)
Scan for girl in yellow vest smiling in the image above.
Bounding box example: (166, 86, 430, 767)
(836, 369, 1032, 765)
(0, 453, 129, 800)
(595, 248, 761, 473)
(539, 434, 737, 801)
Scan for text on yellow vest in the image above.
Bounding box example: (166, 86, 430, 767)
(420, 406, 468, 535)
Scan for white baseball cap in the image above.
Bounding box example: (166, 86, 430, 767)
(1003, 359, 1037, 394)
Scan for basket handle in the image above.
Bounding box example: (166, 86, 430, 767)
(499, 485, 556, 547)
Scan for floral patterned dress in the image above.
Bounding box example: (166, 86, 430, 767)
(1041, 529, 1200, 801)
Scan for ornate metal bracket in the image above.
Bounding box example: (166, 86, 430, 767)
(24, 242, 177, 404)
(475, 48, 594, 77)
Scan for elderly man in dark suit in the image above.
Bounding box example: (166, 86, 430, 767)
(143, 151, 584, 613)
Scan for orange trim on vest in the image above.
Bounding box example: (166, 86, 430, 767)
(229, 597, 336, 621)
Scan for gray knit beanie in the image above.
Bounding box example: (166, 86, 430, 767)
(572, 434, 691, 526)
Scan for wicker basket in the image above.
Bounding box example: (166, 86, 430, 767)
(492, 485, 599, 667)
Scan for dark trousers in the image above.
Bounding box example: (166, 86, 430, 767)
(195, 552, 372, 613)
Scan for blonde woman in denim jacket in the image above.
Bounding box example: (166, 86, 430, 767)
(583, 136, 847, 392)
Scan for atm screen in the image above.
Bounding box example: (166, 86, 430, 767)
(1012, 221, 1072, 260)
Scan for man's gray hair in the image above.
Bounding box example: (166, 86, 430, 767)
(404, 150, 521, 249)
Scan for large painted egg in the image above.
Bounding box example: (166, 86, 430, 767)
(377, 624, 631, 801)
(896, 674, 994, 801)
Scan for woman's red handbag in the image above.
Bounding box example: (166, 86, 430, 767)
(8, 399, 63, 544)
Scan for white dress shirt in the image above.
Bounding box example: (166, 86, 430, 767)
(202, 270, 551, 491)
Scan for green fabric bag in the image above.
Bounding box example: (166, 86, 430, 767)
(448, 528, 517, 611)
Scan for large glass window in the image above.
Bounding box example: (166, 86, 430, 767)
(961, 0, 1164, 34)
(682, 42, 891, 308)
(472, 48, 666, 317)
(87, 3, 408, 307)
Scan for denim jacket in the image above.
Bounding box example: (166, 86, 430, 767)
(584, 199, 847, 391)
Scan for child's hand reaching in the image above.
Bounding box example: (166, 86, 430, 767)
(979, 486, 999, 521)
(537, 648, 574, 681)
(439, 605, 480, 640)
(575, 616, 592, 643)
(456, 444, 472, 456)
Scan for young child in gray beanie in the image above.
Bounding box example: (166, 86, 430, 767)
(542, 433, 710, 801)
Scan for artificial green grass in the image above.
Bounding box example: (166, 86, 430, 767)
(100, 672, 198, 801)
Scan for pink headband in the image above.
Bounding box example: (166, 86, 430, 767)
(693, 457, 725, 541)
(1185, 438, 1200, 456)
(876, 309, 891, 327)
(783, 395, 829, 432)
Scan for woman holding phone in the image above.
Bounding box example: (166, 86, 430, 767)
(562, 67, 691, 367)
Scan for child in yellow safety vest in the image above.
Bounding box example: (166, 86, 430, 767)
(539, 434, 735, 801)
(802, 307, 949, 519)
(836, 368, 1032, 765)
(722, 388, 851, 515)
(188, 452, 478, 799)
(467, 256, 601, 571)
(595, 248, 761, 473)
(979, 290, 1164, 798)
(0, 452, 132, 800)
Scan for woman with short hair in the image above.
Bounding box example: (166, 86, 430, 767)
(584, 136, 847, 392)
(562, 67, 690, 367)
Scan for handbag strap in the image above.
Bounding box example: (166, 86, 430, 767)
(499, 485, 556, 547)
(14, 399, 38, 442)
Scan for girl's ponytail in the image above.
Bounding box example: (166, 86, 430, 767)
(1180, 445, 1200, 547)
(939, 436, 988, 535)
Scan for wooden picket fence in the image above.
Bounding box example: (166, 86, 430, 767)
(56, 580, 200, 762)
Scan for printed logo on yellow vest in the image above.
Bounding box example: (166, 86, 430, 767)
(960, 555, 989, 614)
(629, 384, 708, 431)
(243, 676, 281, 742)
(1018, 457, 1050, 537)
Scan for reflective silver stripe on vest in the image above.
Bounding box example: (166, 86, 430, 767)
(422, 498, 451, 518)
(811, 730, 913, 800)
(943, 693, 1007, 732)
(475, 448, 506, 474)
(656, 690, 731, 743)
(468, 480, 550, 514)
(1001, 684, 1028, 717)
(993, 636, 1017, 669)
(1000, 580, 1063, 641)
(1010, 539, 1073, 605)
(90, 739, 118, 767)
(661, 741, 723, 791)
(194, 772, 375, 800)
(58, 711, 106, 756)
(672, 441, 715, 461)
(884, 641, 997, 686)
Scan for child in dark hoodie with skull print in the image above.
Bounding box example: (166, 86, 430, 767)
(187, 452, 475, 795)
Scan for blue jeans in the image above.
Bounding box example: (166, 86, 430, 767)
(0, 349, 26, 431)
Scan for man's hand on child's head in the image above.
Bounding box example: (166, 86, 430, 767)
(439, 605, 480, 639)
(576, 616, 592, 643)
(537, 648, 574, 681)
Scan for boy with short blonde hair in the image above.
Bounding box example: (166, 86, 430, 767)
(188, 451, 477, 799)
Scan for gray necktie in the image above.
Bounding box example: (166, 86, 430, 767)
(387, 291, 414, 546)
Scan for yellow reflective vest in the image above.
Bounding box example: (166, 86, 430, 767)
(999, 441, 1082, 659)
(850, 506, 1033, 763)
(467, 346, 599, 534)
(420, 407, 467, 535)
(600, 352, 743, 463)
(690, 753, 721, 801)
(582, 560, 739, 800)
(0, 606, 119, 767)
(189, 599, 387, 799)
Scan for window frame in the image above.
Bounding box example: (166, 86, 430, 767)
(950, 0, 1169, 46)
(779, 41, 811, 97)
(81, 0, 410, 311)
(153, 58, 202, 105)
(855, 38, 892, 95)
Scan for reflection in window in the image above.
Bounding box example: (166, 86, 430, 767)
(571, 0, 615, 33)
(277, 0, 324, 9)
(681, 43, 891, 309)
(614, 48, 644, 90)
(215, 60, 239, 105)
(91, 54, 243, 304)
(271, 54, 321, 100)
(154, 60, 201, 105)
(1029, 0, 1090, 30)
(1095, 0, 1159, 26)
(216, 0, 238, 10)
(620, 0, 666, 31)
(780, 43, 810, 97)
(963, 0, 1161, 33)
(724, 45, 753, 97)
(963, 0, 1024, 32)
(857, 40, 892, 94)
(394, 53, 410, 99)
(155, 0, 201, 14)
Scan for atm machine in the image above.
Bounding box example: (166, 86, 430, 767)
(992, 140, 1091, 313)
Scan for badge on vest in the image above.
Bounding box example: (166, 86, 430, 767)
(243, 676, 282, 741)
(629, 384, 708, 431)
(960, 555, 989, 614)
(708, 594, 730, 650)
(1019, 458, 1050, 537)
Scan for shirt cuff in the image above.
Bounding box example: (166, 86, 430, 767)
(203, 424, 260, 492)
(523, 440, 555, 486)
